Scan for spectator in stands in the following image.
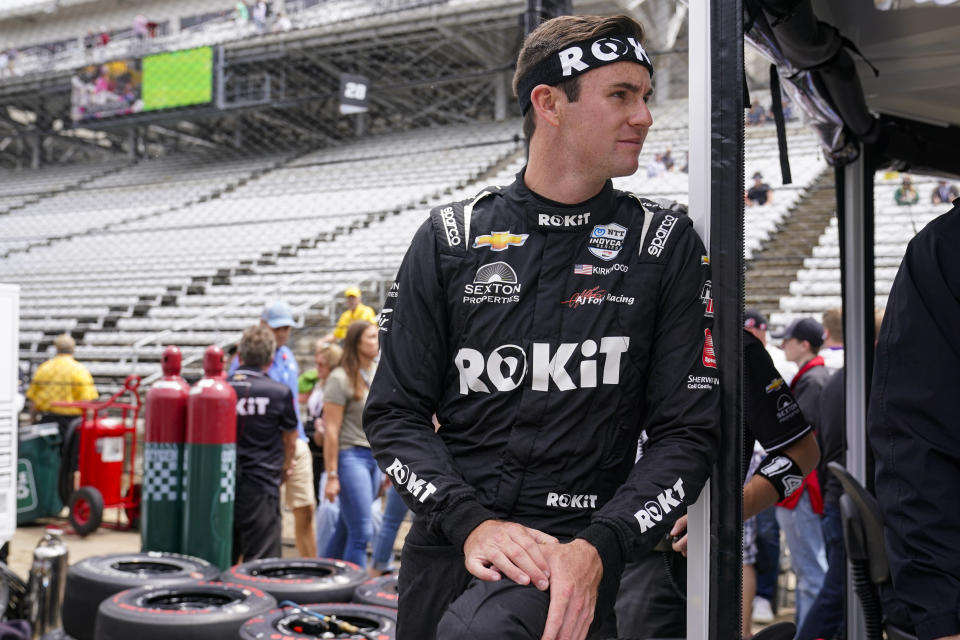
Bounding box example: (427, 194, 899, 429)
(661, 148, 675, 171)
(746, 171, 773, 206)
(868, 203, 960, 640)
(229, 325, 298, 562)
(894, 175, 919, 206)
(771, 317, 831, 629)
(646, 152, 666, 177)
(132, 14, 149, 48)
(234, 2, 250, 25)
(748, 99, 767, 125)
(781, 97, 794, 121)
(796, 308, 883, 640)
(272, 10, 292, 33)
(252, 1, 268, 33)
(230, 300, 317, 557)
(819, 307, 844, 370)
(2, 45, 17, 78)
(325, 287, 377, 343)
(25, 333, 99, 439)
(300, 341, 343, 553)
(680, 150, 689, 174)
(97, 26, 110, 47)
(83, 30, 96, 58)
(931, 179, 959, 205)
(322, 320, 379, 568)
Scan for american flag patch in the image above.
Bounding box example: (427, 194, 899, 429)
(574, 264, 593, 275)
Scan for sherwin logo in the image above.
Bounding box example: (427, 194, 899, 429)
(547, 492, 598, 509)
(439, 206, 461, 247)
(538, 212, 590, 227)
(634, 477, 686, 533)
(646, 214, 677, 257)
(454, 337, 630, 394)
(385, 457, 437, 503)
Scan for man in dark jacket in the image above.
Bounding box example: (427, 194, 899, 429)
(869, 202, 960, 640)
(228, 325, 299, 562)
(363, 14, 720, 640)
(772, 317, 832, 627)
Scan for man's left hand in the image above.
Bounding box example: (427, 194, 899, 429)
(540, 539, 603, 640)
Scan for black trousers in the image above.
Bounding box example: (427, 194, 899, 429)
(615, 549, 687, 640)
(398, 518, 620, 640)
(233, 477, 282, 563)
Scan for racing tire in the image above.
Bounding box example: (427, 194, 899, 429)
(95, 582, 276, 640)
(0, 562, 28, 621)
(352, 575, 399, 609)
(62, 552, 219, 640)
(68, 487, 103, 537)
(221, 557, 367, 604)
(239, 602, 397, 640)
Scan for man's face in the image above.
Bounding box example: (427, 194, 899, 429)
(346, 295, 359, 310)
(781, 337, 806, 364)
(271, 325, 292, 348)
(554, 62, 653, 181)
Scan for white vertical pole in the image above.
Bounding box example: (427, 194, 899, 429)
(0, 284, 20, 549)
(687, 2, 712, 637)
(843, 150, 868, 640)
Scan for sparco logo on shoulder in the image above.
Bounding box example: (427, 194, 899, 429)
(454, 337, 630, 394)
(634, 477, 686, 533)
(385, 457, 437, 503)
(538, 212, 590, 227)
(646, 214, 678, 257)
(440, 206, 461, 247)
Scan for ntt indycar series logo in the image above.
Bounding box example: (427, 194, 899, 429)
(463, 262, 522, 304)
(588, 223, 627, 261)
(455, 337, 630, 394)
(646, 214, 678, 257)
(385, 457, 437, 504)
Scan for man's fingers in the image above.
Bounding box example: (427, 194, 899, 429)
(540, 580, 569, 640)
(527, 528, 559, 545)
(464, 557, 502, 582)
(672, 533, 688, 557)
(670, 514, 688, 537)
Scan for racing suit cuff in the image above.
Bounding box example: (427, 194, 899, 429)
(575, 523, 624, 582)
(440, 499, 499, 551)
(916, 610, 960, 640)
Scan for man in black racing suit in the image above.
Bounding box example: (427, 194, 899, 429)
(363, 14, 721, 640)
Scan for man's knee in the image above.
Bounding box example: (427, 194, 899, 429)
(437, 580, 548, 640)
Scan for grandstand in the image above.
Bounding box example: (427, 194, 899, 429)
(3, 0, 953, 395)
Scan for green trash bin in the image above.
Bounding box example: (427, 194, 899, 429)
(17, 423, 63, 524)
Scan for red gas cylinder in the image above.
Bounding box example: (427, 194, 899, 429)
(142, 346, 191, 553)
(182, 345, 237, 570)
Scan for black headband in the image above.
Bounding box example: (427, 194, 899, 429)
(517, 35, 654, 115)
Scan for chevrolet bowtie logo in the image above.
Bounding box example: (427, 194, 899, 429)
(473, 231, 529, 251)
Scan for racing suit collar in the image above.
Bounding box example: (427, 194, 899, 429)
(510, 169, 616, 233)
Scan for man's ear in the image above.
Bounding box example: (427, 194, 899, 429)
(530, 84, 561, 128)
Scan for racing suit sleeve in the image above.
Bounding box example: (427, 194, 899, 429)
(363, 219, 499, 549)
(576, 219, 721, 577)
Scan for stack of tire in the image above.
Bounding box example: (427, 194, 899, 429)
(46, 553, 399, 640)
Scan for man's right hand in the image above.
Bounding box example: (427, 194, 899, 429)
(463, 520, 557, 590)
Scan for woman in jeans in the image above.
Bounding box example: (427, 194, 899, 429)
(322, 319, 379, 567)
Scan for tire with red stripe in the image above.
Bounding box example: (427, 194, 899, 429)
(221, 557, 367, 604)
(94, 582, 276, 640)
(352, 575, 399, 609)
(62, 552, 220, 640)
(240, 602, 397, 640)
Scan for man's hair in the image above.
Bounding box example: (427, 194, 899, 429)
(822, 307, 843, 343)
(54, 333, 75, 354)
(238, 325, 276, 370)
(513, 14, 646, 139)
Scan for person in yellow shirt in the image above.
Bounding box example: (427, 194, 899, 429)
(325, 287, 377, 342)
(26, 333, 99, 436)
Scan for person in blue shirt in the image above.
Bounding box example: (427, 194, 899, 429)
(230, 300, 317, 557)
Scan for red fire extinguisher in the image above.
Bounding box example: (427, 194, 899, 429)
(182, 346, 237, 570)
(142, 345, 190, 553)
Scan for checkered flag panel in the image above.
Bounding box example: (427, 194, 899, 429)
(144, 443, 182, 502)
(220, 445, 236, 504)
